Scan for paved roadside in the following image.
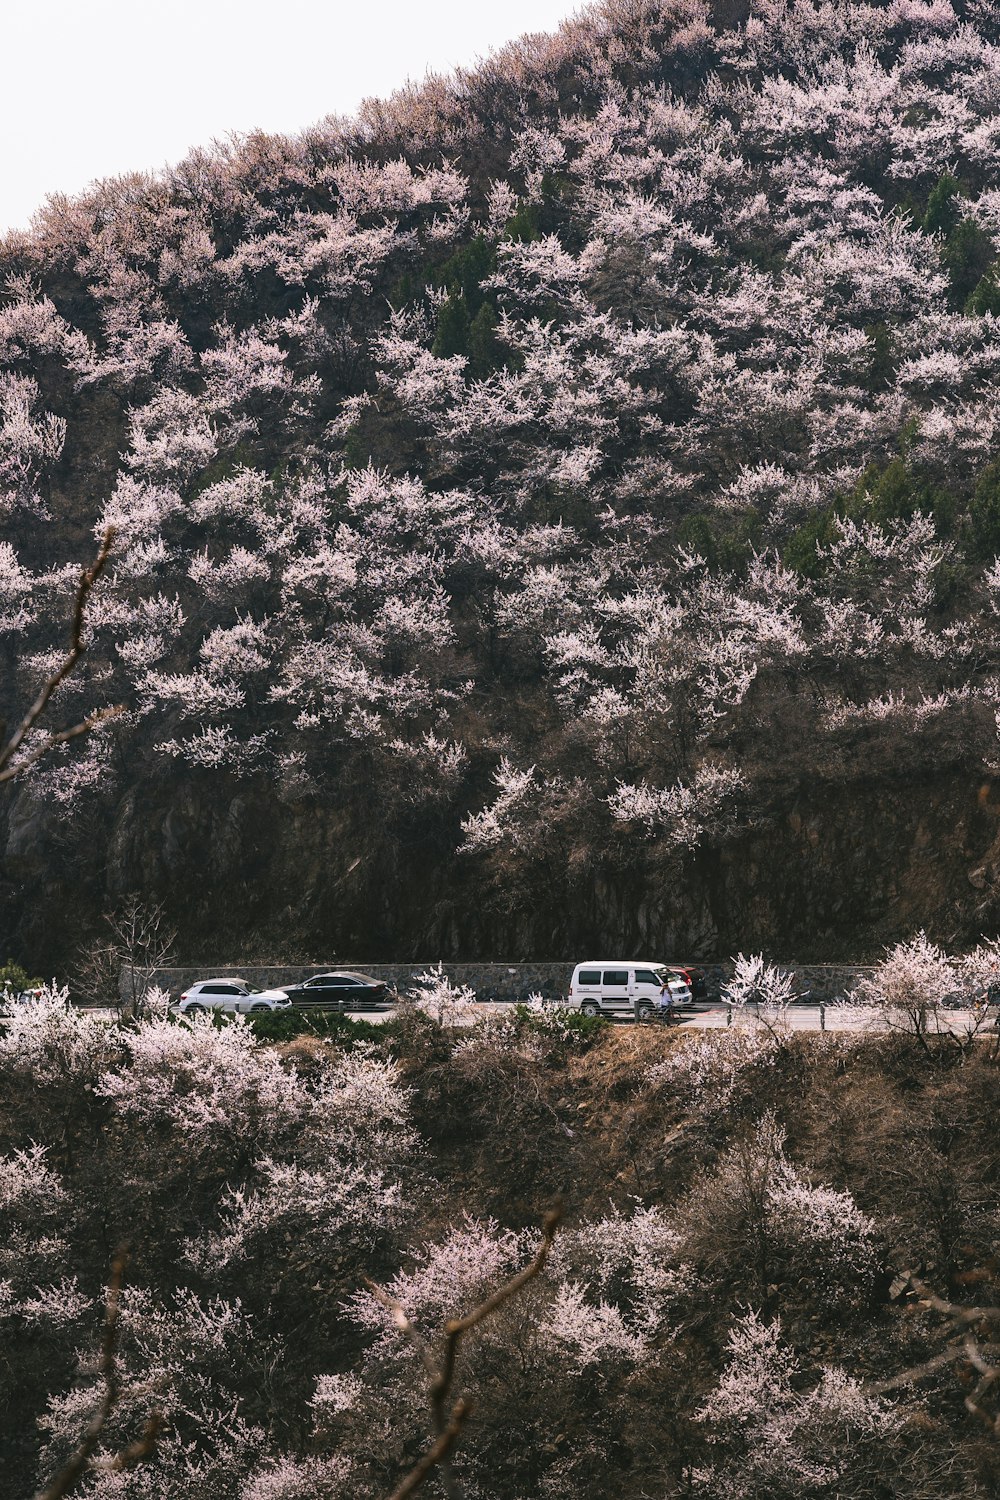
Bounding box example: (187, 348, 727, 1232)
(393, 1002, 995, 1034)
(675, 1004, 992, 1033)
(73, 1002, 998, 1036)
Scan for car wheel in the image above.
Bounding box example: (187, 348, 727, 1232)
(635, 1001, 653, 1022)
(186, 1004, 206, 1015)
(579, 1001, 601, 1017)
(250, 1003, 271, 1014)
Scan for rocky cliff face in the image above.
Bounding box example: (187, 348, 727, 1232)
(5, 760, 999, 969)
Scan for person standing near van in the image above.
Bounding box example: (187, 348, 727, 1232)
(658, 975, 676, 1022)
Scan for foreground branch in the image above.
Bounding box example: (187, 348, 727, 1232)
(873, 1271, 1000, 1431)
(372, 1205, 562, 1500)
(385, 1403, 470, 1500)
(34, 1248, 161, 1500)
(0, 528, 124, 785)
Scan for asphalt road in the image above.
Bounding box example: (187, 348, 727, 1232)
(341, 1001, 997, 1034)
(78, 1001, 997, 1036)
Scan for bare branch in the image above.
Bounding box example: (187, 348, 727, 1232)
(90, 896, 177, 1018)
(870, 1341, 969, 1394)
(384, 1402, 470, 1500)
(0, 705, 125, 785)
(871, 1270, 1000, 1419)
(0, 528, 124, 785)
(91, 1413, 163, 1474)
(906, 1272, 1000, 1327)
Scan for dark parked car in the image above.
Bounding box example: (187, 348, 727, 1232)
(261, 971, 392, 1010)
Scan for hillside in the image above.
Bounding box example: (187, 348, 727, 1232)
(5, 0, 1000, 965)
(4, 996, 1000, 1498)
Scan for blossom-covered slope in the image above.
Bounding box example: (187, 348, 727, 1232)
(5, 0, 1000, 962)
(7, 992, 982, 1500)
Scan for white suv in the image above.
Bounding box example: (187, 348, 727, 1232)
(567, 962, 691, 1019)
(176, 980, 291, 1017)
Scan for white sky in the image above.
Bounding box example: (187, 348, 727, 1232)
(2, 0, 579, 233)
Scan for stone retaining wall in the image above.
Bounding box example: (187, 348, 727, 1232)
(142, 960, 872, 1003)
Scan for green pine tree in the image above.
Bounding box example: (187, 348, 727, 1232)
(967, 267, 1000, 315)
(505, 200, 542, 242)
(943, 218, 993, 305)
(436, 236, 496, 316)
(968, 460, 1000, 559)
(432, 295, 471, 359)
(923, 172, 963, 236)
(468, 302, 502, 378)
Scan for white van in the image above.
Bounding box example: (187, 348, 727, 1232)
(567, 962, 692, 1020)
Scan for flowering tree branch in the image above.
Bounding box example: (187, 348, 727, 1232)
(0, 527, 123, 785)
(34, 1247, 161, 1500)
(372, 1204, 562, 1500)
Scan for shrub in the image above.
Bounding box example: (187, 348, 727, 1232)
(722, 953, 796, 1013)
(456, 1000, 609, 1062)
(0, 959, 42, 998)
(246, 1008, 395, 1047)
(694, 1311, 892, 1500)
(513, 1000, 609, 1050)
(680, 1113, 879, 1307)
(403, 964, 479, 1026)
(646, 1027, 785, 1116)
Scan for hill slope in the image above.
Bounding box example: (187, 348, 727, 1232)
(5, 0, 1000, 964)
(4, 1005, 1000, 1498)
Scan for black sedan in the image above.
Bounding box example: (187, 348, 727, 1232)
(263, 971, 393, 1010)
